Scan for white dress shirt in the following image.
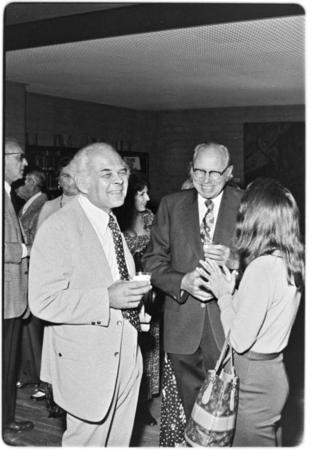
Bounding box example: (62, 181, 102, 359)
(78, 194, 135, 282)
(198, 191, 223, 241)
(5, 181, 28, 258)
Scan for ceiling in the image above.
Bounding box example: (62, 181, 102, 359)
(5, 3, 305, 111)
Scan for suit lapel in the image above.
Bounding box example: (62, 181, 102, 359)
(72, 200, 114, 285)
(20, 193, 46, 220)
(213, 186, 237, 246)
(181, 190, 203, 261)
(5, 191, 25, 241)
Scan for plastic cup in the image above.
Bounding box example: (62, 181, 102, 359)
(132, 271, 151, 282)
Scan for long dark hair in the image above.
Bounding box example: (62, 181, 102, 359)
(115, 170, 150, 232)
(234, 178, 304, 289)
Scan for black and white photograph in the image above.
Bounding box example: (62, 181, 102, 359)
(2, 1, 307, 447)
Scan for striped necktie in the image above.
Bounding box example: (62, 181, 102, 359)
(200, 199, 214, 245)
(108, 213, 141, 332)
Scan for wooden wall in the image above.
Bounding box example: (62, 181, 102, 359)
(25, 93, 154, 153)
(5, 82, 304, 204)
(150, 105, 304, 201)
(5, 81, 26, 148)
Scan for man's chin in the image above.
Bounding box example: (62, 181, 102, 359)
(110, 197, 126, 208)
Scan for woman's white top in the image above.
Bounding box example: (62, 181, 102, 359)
(218, 255, 301, 354)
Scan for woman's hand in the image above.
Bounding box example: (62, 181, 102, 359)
(197, 259, 236, 299)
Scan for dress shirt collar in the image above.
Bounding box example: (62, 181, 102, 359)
(22, 191, 42, 215)
(198, 190, 223, 224)
(78, 194, 110, 230)
(4, 181, 11, 196)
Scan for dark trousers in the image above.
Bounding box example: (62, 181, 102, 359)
(19, 315, 44, 384)
(2, 317, 22, 426)
(169, 311, 223, 419)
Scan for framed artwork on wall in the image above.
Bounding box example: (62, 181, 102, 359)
(120, 151, 149, 176)
(243, 121, 305, 215)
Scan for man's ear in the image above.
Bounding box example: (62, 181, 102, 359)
(226, 165, 233, 180)
(75, 175, 88, 194)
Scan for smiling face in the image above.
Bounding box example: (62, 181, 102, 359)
(134, 186, 150, 213)
(191, 145, 232, 199)
(84, 147, 129, 212)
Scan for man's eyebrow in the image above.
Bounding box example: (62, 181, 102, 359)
(99, 168, 112, 173)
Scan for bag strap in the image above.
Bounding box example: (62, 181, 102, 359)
(214, 332, 233, 373)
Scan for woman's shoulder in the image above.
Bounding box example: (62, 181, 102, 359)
(43, 196, 61, 208)
(247, 254, 285, 274)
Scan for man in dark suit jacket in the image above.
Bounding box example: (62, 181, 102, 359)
(3, 138, 34, 443)
(144, 142, 243, 419)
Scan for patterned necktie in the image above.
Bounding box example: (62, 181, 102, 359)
(200, 199, 214, 245)
(108, 213, 141, 332)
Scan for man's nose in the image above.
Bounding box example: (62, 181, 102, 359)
(201, 172, 210, 182)
(145, 193, 150, 201)
(23, 158, 28, 167)
(111, 172, 124, 183)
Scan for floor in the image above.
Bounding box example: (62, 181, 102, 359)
(5, 304, 305, 447)
(10, 386, 161, 446)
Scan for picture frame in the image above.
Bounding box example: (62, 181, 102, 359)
(120, 151, 149, 176)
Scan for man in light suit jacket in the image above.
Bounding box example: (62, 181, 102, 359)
(3, 138, 34, 444)
(29, 143, 151, 446)
(18, 168, 48, 245)
(18, 169, 48, 398)
(144, 142, 243, 419)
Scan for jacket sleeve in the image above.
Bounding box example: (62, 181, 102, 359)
(143, 198, 185, 302)
(4, 242, 23, 263)
(29, 220, 110, 326)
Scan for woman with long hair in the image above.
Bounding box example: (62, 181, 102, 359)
(199, 178, 304, 446)
(115, 170, 160, 426)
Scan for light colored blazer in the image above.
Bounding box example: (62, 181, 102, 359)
(29, 198, 134, 422)
(19, 192, 48, 245)
(4, 191, 28, 319)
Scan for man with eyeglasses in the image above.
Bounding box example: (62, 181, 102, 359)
(28, 143, 151, 446)
(3, 138, 34, 444)
(144, 142, 243, 421)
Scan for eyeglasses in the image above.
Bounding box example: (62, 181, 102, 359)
(5, 152, 26, 162)
(192, 166, 228, 183)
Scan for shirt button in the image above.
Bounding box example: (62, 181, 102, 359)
(114, 352, 119, 357)
(117, 320, 122, 326)
(97, 321, 101, 325)
(58, 353, 62, 357)
(91, 321, 95, 325)
(200, 303, 206, 308)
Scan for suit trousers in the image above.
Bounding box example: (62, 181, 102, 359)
(232, 352, 289, 446)
(62, 321, 143, 446)
(2, 317, 22, 426)
(18, 314, 44, 384)
(169, 308, 222, 419)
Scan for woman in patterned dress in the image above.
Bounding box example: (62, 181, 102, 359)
(115, 170, 160, 426)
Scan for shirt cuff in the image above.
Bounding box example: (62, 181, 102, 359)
(218, 293, 232, 309)
(21, 243, 28, 258)
(178, 289, 188, 304)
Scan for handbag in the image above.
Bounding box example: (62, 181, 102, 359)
(184, 334, 239, 447)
